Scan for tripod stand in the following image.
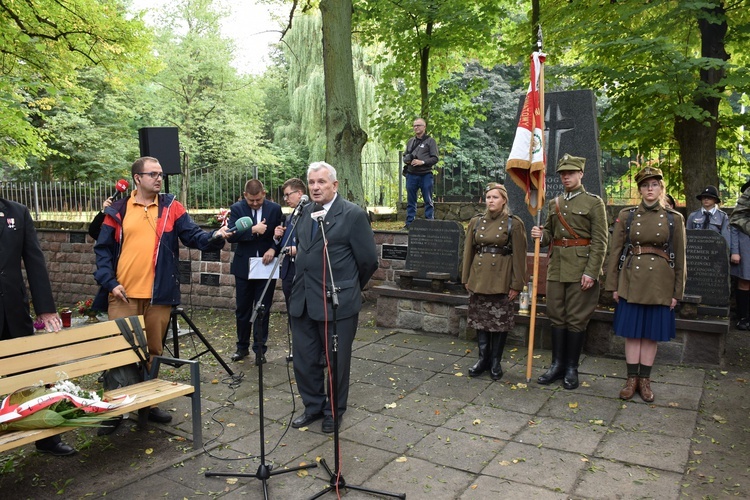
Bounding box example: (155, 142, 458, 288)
(166, 306, 234, 377)
(307, 214, 404, 500)
(205, 207, 316, 498)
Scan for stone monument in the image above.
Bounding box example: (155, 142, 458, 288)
(505, 89, 604, 251)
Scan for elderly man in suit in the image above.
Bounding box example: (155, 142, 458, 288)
(0, 198, 74, 456)
(227, 179, 283, 364)
(289, 162, 378, 433)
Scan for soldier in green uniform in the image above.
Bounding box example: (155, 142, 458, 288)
(530, 154, 608, 390)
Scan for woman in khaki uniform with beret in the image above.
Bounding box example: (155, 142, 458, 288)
(462, 183, 527, 380)
(605, 166, 686, 402)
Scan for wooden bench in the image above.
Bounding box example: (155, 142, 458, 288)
(0, 316, 202, 453)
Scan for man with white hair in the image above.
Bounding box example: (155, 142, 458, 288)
(288, 162, 378, 433)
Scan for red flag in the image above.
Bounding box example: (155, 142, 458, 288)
(506, 52, 546, 216)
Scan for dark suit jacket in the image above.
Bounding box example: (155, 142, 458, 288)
(289, 194, 378, 321)
(0, 199, 56, 339)
(279, 214, 297, 281)
(228, 198, 283, 279)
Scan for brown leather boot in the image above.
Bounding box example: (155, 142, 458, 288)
(619, 376, 638, 400)
(638, 377, 655, 402)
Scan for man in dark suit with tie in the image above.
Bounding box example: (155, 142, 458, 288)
(289, 162, 378, 433)
(273, 178, 307, 310)
(0, 198, 75, 456)
(227, 179, 283, 364)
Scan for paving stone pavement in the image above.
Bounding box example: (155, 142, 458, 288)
(2, 302, 749, 499)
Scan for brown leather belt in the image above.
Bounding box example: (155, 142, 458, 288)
(629, 245, 671, 261)
(551, 238, 591, 247)
(476, 245, 512, 255)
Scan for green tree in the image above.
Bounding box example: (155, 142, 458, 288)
(503, 0, 750, 212)
(355, 0, 509, 149)
(0, 0, 148, 169)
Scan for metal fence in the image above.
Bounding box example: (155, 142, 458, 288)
(6, 148, 746, 221)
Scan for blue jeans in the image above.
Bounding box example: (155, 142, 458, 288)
(405, 172, 434, 224)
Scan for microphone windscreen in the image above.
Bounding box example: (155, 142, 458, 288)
(298, 194, 310, 205)
(115, 179, 129, 192)
(234, 216, 254, 232)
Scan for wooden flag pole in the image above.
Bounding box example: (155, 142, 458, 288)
(526, 26, 546, 383)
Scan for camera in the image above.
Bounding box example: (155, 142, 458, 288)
(403, 153, 413, 164)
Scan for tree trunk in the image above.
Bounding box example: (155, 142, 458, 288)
(320, 0, 367, 205)
(675, 3, 728, 214)
(419, 21, 433, 121)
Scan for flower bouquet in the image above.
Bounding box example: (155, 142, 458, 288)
(215, 208, 230, 227)
(76, 298, 98, 322)
(0, 380, 134, 431)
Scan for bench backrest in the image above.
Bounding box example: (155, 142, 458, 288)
(0, 316, 146, 396)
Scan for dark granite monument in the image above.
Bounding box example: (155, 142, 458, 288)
(685, 229, 730, 309)
(404, 219, 464, 281)
(505, 89, 604, 251)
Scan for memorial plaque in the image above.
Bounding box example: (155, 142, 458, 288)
(200, 273, 220, 287)
(202, 249, 221, 262)
(505, 89, 604, 251)
(405, 219, 464, 281)
(70, 232, 86, 244)
(685, 229, 730, 307)
(382, 244, 408, 261)
(178, 260, 191, 285)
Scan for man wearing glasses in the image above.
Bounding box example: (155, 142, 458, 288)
(402, 118, 439, 229)
(274, 178, 307, 310)
(94, 156, 231, 430)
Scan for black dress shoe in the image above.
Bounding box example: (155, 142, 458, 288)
(97, 416, 124, 436)
(255, 354, 267, 366)
(292, 412, 323, 428)
(322, 415, 342, 434)
(36, 440, 76, 456)
(148, 407, 173, 423)
(231, 351, 249, 362)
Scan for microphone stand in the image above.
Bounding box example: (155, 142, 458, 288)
(309, 215, 405, 500)
(205, 206, 316, 498)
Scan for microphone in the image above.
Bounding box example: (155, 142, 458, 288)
(109, 179, 129, 201)
(310, 203, 326, 222)
(209, 215, 253, 242)
(291, 195, 310, 218)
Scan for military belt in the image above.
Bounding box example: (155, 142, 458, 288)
(476, 245, 512, 255)
(551, 238, 590, 248)
(628, 245, 671, 262)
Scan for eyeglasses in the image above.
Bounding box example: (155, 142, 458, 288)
(138, 172, 164, 179)
(283, 190, 300, 200)
(412, 124, 425, 128)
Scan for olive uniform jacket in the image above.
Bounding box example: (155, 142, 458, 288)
(538, 187, 608, 282)
(462, 212, 527, 294)
(605, 203, 686, 306)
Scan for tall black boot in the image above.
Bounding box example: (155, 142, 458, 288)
(537, 327, 566, 385)
(468, 330, 490, 377)
(489, 331, 508, 381)
(736, 289, 750, 330)
(563, 330, 585, 390)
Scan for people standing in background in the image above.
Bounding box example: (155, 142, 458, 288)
(530, 154, 608, 390)
(0, 197, 74, 456)
(605, 166, 686, 403)
(227, 179, 282, 364)
(729, 178, 750, 330)
(686, 185, 730, 245)
(402, 117, 439, 229)
(462, 183, 527, 381)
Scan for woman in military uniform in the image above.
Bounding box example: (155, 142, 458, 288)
(462, 183, 527, 380)
(605, 166, 686, 402)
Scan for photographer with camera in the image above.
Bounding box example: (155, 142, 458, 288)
(402, 118, 439, 229)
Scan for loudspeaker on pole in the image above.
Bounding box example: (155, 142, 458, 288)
(138, 127, 181, 175)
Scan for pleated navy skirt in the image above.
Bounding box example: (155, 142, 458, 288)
(612, 298, 675, 342)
